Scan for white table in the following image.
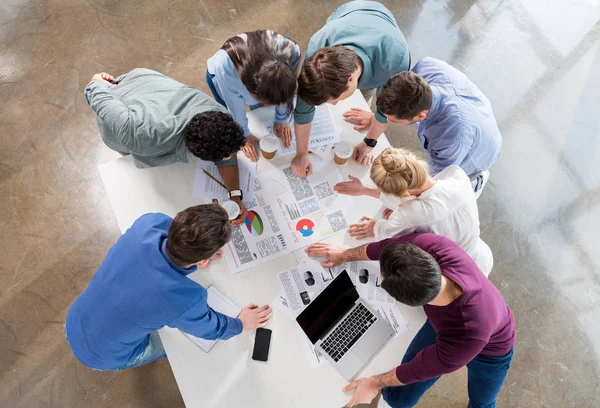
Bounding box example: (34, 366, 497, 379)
(99, 90, 426, 408)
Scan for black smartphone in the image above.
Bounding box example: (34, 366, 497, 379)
(252, 328, 272, 362)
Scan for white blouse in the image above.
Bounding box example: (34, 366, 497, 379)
(374, 165, 493, 276)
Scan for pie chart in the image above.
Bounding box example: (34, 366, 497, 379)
(296, 219, 314, 237)
(245, 211, 264, 236)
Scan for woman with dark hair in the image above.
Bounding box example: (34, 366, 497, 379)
(207, 30, 301, 162)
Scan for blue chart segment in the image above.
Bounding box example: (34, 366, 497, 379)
(245, 211, 264, 236)
(296, 219, 315, 237)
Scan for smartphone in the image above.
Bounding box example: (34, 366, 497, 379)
(252, 328, 272, 362)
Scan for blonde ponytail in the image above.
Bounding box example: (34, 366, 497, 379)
(370, 148, 429, 196)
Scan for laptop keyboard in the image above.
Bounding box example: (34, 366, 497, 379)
(320, 303, 377, 362)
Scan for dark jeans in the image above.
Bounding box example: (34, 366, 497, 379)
(205, 70, 227, 107)
(382, 321, 513, 408)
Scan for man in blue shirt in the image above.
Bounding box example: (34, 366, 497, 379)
(352, 58, 503, 197)
(291, 1, 410, 177)
(65, 204, 272, 370)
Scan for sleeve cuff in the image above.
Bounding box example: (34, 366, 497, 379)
(215, 155, 238, 167)
(231, 317, 243, 335)
(293, 110, 316, 125)
(375, 108, 388, 124)
(395, 364, 418, 385)
(366, 243, 380, 260)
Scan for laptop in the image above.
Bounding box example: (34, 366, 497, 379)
(296, 270, 394, 381)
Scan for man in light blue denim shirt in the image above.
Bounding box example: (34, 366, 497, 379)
(291, 1, 410, 177)
(365, 58, 502, 196)
(65, 205, 272, 370)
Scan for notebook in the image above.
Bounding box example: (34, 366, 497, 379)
(182, 286, 242, 352)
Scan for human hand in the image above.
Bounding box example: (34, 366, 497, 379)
(239, 304, 272, 330)
(343, 108, 374, 131)
(229, 198, 247, 226)
(343, 377, 380, 407)
(273, 122, 293, 148)
(334, 175, 366, 196)
(90, 72, 116, 88)
(352, 141, 374, 166)
(383, 208, 393, 220)
(305, 242, 346, 267)
(242, 134, 260, 162)
(291, 153, 312, 177)
(348, 217, 376, 240)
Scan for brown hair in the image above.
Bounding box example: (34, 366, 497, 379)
(377, 72, 432, 120)
(223, 30, 298, 118)
(370, 148, 429, 196)
(297, 46, 360, 106)
(166, 204, 231, 266)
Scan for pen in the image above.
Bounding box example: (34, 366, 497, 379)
(202, 170, 228, 191)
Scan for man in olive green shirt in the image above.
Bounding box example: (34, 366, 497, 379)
(85, 69, 248, 223)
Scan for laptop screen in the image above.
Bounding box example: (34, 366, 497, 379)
(296, 270, 359, 344)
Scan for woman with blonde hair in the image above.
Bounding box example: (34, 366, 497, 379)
(334, 147, 493, 276)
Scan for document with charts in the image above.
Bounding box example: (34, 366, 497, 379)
(223, 161, 352, 273)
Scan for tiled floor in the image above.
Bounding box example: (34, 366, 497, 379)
(1, 0, 599, 407)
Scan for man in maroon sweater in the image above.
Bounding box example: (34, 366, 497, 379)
(306, 232, 516, 408)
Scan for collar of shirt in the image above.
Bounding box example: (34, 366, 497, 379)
(419, 86, 443, 128)
(347, 46, 372, 90)
(160, 240, 198, 276)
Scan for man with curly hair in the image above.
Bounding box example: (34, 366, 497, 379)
(85, 69, 248, 223)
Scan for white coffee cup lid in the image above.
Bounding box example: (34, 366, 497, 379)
(222, 200, 241, 220)
(335, 141, 353, 158)
(260, 135, 279, 152)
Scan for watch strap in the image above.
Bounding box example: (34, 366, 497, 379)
(363, 137, 378, 148)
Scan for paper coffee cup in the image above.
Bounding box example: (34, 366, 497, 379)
(260, 136, 278, 160)
(222, 200, 241, 220)
(334, 141, 353, 165)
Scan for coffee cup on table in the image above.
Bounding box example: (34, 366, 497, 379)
(334, 141, 353, 165)
(222, 200, 241, 221)
(259, 135, 279, 160)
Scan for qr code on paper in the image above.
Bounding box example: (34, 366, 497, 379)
(314, 182, 334, 199)
(298, 197, 319, 216)
(283, 167, 314, 201)
(231, 226, 253, 264)
(326, 210, 348, 233)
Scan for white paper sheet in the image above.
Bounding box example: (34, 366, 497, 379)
(372, 304, 409, 338)
(192, 157, 257, 202)
(223, 161, 352, 273)
(333, 261, 397, 306)
(259, 105, 342, 156)
(276, 257, 342, 314)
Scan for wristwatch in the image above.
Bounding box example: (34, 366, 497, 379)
(363, 137, 378, 148)
(228, 189, 243, 200)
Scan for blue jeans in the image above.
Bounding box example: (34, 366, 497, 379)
(382, 321, 513, 408)
(119, 331, 167, 370)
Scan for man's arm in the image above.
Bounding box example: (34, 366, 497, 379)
(343, 369, 401, 407)
(352, 117, 389, 166)
(216, 159, 248, 225)
(291, 97, 316, 176)
(174, 302, 243, 341)
(85, 81, 136, 150)
(305, 242, 370, 267)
